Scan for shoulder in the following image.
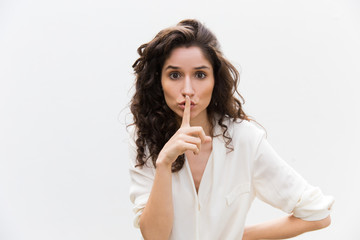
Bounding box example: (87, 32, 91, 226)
(214, 118, 266, 152)
(215, 117, 266, 143)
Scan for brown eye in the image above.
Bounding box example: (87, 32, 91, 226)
(169, 72, 181, 80)
(195, 72, 206, 79)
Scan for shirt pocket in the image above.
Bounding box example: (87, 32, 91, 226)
(225, 183, 251, 206)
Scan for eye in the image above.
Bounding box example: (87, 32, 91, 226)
(169, 72, 181, 80)
(195, 71, 207, 79)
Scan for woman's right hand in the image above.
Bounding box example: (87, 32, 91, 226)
(157, 95, 212, 167)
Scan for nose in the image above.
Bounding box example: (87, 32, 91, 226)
(181, 75, 195, 97)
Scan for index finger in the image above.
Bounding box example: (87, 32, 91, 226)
(181, 95, 191, 127)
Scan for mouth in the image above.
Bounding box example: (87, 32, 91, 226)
(178, 101, 196, 109)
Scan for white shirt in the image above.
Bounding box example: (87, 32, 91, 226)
(128, 118, 334, 240)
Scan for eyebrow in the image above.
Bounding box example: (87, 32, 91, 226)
(194, 66, 210, 70)
(164, 65, 210, 70)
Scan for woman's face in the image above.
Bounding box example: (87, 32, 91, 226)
(161, 46, 215, 124)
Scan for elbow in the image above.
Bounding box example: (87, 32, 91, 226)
(321, 215, 331, 228)
(314, 215, 331, 230)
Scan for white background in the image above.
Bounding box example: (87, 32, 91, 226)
(1, 0, 359, 239)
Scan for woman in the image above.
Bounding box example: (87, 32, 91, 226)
(128, 19, 334, 240)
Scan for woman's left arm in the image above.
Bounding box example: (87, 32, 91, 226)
(250, 129, 334, 240)
(242, 214, 331, 240)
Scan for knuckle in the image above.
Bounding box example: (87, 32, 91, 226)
(179, 128, 185, 133)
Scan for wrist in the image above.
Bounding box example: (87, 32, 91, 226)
(156, 156, 173, 170)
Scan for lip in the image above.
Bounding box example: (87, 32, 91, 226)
(178, 100, 196, 110)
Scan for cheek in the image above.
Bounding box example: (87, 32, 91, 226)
(161, 84, 178, 108)
(203, 82, 215, 99)
(162, 86, 174, 99)
(162, 80, 180, 99)
(161, 81, 170, 97)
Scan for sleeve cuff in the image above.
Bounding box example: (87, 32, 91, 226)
(292, 185, 335, 221)
(132, 193, 150, 228)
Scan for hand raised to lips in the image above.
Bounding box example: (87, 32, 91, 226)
(157, 95, 212, 166)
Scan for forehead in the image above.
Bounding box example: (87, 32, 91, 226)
(163, 46, 213, 69)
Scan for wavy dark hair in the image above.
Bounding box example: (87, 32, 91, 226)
(129, 19, 264, 172)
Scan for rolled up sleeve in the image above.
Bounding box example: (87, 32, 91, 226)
(252, 130, 334, 221)
(292, 185, 334, 221)
(128, 127, 155, 228)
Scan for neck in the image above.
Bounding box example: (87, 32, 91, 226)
(191, 118, 212, 136)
